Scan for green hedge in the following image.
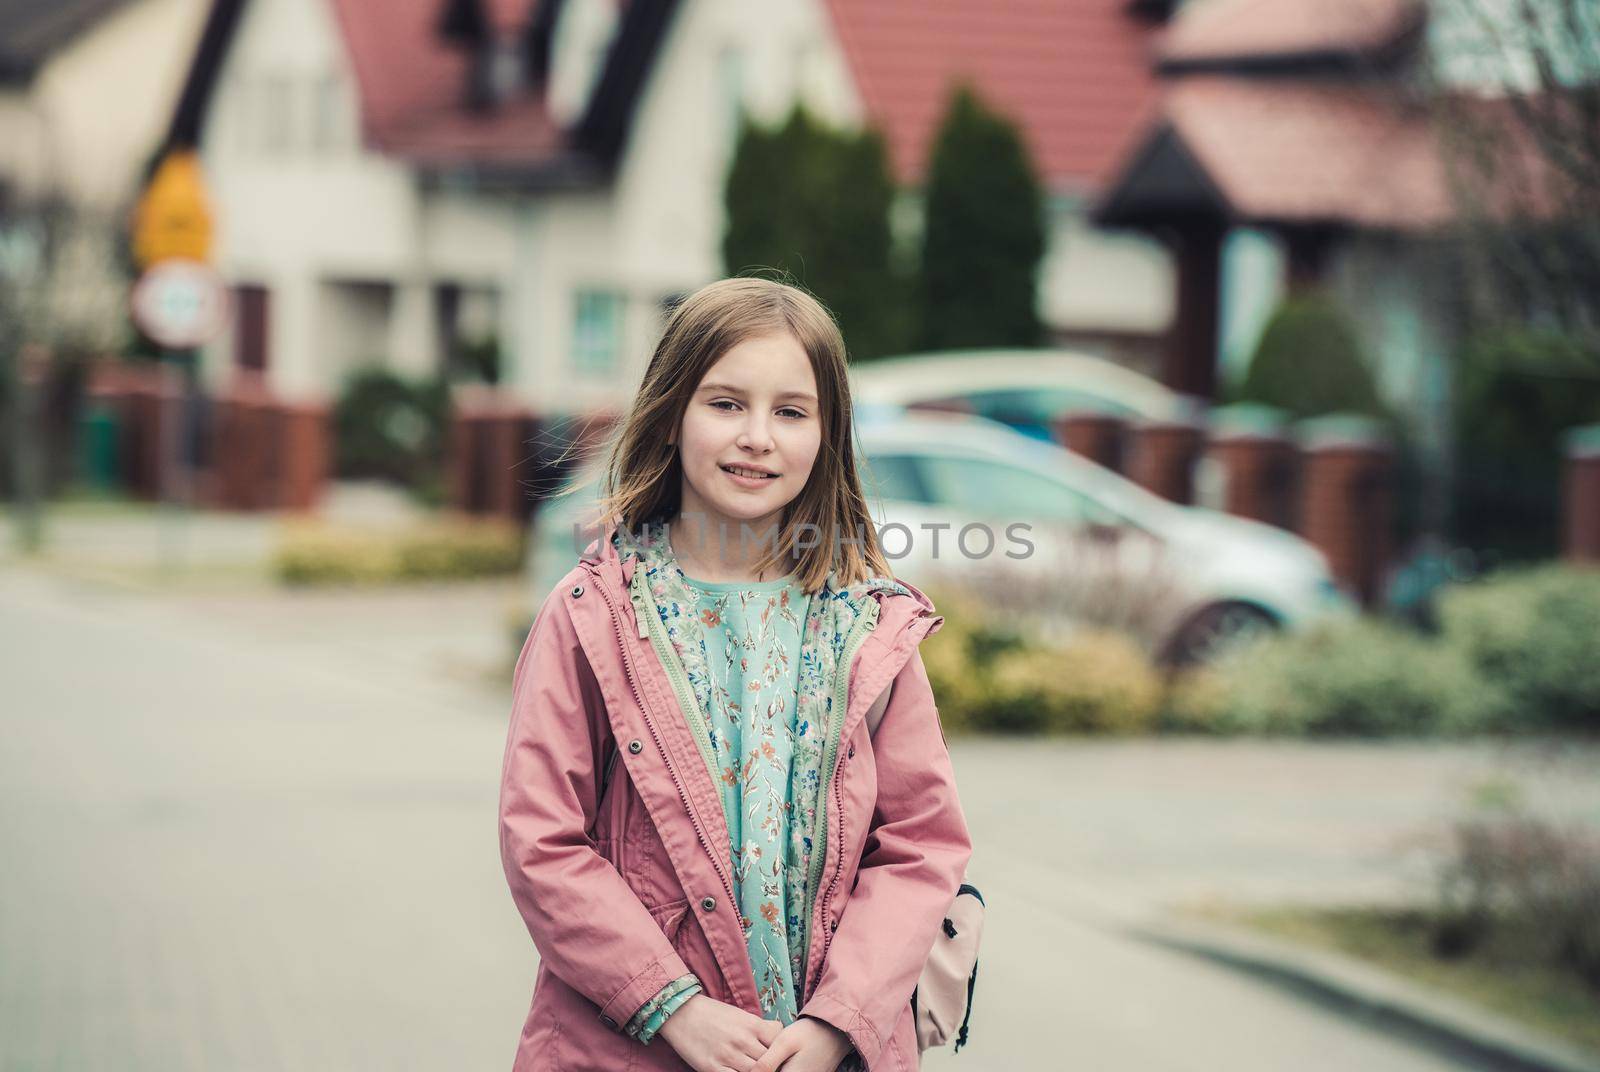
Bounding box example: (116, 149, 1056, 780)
(921, 563, 1600, 737)
(1435, 564, 1600, 732)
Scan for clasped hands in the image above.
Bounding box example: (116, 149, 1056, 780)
(657, 994, 855, 1072)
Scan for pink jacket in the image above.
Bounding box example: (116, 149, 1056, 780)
(499, 524, 973, 1072)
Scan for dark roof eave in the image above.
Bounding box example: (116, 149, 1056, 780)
(1091, 123, 1233, 228)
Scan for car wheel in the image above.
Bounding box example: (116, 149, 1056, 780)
(1164, 601, 1279, 667)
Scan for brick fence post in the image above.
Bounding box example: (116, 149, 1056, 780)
(484, 401, 538, 525)
(1202, 403, 1296, 529)
(213, 375, 277, 510)
(1052, 410, 1128, 474)
(277, 402, 331, 513)
(1296, 414, 1394, 608)
(1127, 414, 1207, 504)
(1563, 423, 1600, 564)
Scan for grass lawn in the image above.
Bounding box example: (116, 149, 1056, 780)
(1184, 901, 1600, 1057)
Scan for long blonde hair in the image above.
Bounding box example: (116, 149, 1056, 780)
(583, 276, 892, 592)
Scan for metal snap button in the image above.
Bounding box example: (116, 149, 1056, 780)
(599, 1013, 618, 1029)
(571, 584, 585, 598)
(846, 745, 855, 760)
(830, 917, 840, 931)
(700, 896, 716, 912)
(628, 739, 643, 754)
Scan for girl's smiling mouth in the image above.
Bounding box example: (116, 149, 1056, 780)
(721, 463, 780, 486)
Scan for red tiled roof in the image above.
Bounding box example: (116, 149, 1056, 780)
(822, 0, 1165, 192)
(326, 0, 564, 166)
(1157, 0, 1425, 67)
(1159, 76, 1451, 228)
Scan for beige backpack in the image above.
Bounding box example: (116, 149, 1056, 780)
(865, 686, 984, 1054)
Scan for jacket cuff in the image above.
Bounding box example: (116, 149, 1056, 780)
(799, 995, 879, 1070)
(597, 948, 693, 1033)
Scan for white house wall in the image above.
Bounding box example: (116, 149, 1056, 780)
(1, 0, 208, 209)
(199, 0, 519, 401)
(1040, 193, 1174, 343)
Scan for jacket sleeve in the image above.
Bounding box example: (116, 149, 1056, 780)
(798, 646, 973, 1071)
(498, 586, 698, 1032)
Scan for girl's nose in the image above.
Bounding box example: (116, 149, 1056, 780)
(736, 415, 775, 453)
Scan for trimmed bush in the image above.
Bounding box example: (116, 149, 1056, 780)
(918, 585, 1163, 734)
(1435, 564, 1600, 733)
(1234, 294, 1387, 420)
(985, 631, 1164, 734)
(274, 516, 523, 586)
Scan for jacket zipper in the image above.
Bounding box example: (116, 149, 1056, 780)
(801, 597, 881, 1000)
(584, 561, 741, 936)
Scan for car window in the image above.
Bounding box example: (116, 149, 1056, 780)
(963, 387, 1142, 425)
(916, 454, 1124, 526)
(860, 452, 933, 505)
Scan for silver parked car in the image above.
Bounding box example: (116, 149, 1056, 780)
(527, 410, 1352, 664)
(849, 348, 1196, 442)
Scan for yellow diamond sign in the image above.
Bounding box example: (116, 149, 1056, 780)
(133, 149, 213, 268)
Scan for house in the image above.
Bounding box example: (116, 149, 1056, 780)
(1090, 0, 1520, 538)
(164, 0, 1183, 410)
(0, 0, 210, 346)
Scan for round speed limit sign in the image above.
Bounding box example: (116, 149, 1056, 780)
(131, 259, 230, 350)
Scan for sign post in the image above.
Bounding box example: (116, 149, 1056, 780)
(129, 149, 224, 572)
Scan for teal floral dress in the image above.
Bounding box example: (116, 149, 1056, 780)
(613, 524, 903, 1059)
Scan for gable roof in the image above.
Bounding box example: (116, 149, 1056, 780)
(821, 0, 1166, 194)
(165, 0, 677, 188)
(1093, 75, 1452, 230)
(0, 0, 133, 84)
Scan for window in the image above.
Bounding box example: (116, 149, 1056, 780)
(916, 454, 1124, 526)
(233, 284, 270, 371)
(716, 44, 744, 150)
(312, 71, 346, 154)
(260, 74, 292, 154)
(860, 453, 933, 505)
(573, 289, 623, 374)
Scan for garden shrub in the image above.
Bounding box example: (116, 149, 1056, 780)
(1452, 327, 1600, 562)
(1434, 806, 1600, 989)
(1202, 617, 1500, 736)
(1434, 564, 1600, 733)
(983, 630, 1163, 734)
(274, 516, 523, 586)
(917, 583, 1163, 735)
(333, 368, 450, 489)
(1234, 294, 1387, 421)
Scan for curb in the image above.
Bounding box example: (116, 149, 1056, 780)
(1125, 913, 1600, 1072)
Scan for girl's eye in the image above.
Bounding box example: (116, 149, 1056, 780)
(708, 400, 808, 420)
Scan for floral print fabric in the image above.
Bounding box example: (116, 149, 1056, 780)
(614, 524, 910, 1052)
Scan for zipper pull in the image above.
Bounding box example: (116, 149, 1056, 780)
(636, 607, 649, 640)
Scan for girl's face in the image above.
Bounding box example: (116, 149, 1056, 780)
(671, 330, 823, 540)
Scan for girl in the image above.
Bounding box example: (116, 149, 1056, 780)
(499, 277, 972, 1072)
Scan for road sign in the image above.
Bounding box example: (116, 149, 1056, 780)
(130, 259, 230, 350)
(133, 149, 214, 267)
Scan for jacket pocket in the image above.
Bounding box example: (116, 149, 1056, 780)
(645, 897, 690, 944)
